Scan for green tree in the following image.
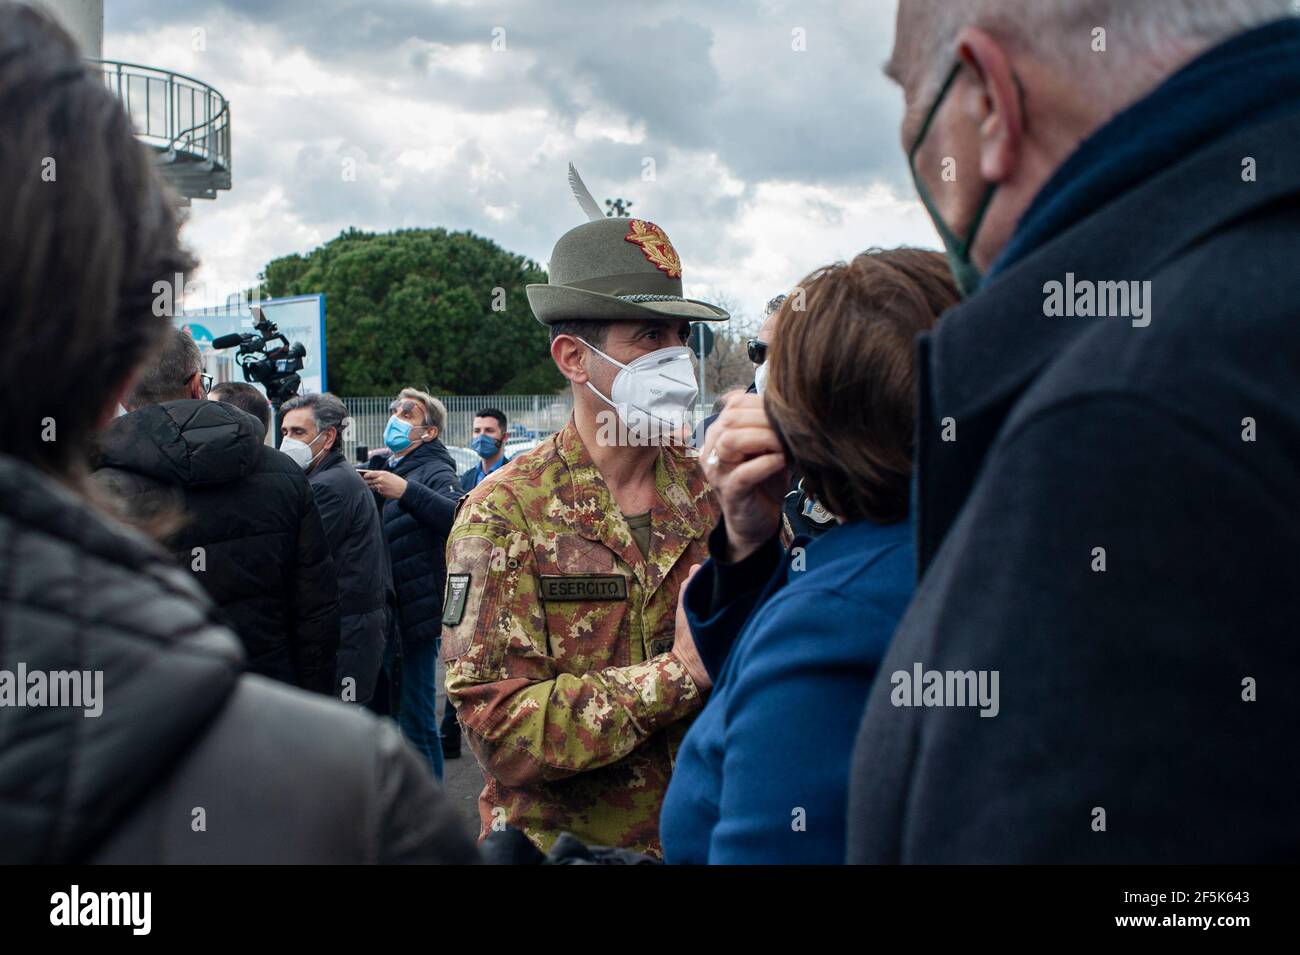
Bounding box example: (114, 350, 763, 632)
(259, 227, 563, 395)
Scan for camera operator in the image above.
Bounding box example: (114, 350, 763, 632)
(95, 329, 342, 696)
(280, 393, 392, 707)
(360, 388, 463, 778)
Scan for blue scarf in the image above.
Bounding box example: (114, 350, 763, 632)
(991, 17, 1300, 277)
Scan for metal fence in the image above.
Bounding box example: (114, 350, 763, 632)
(341, 394, 575, 462)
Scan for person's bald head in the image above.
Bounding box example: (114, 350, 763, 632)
(889, 0, 1295, 271)
(891, 0, 1295, 103)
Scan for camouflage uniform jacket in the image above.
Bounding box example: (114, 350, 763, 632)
(442, 420, 718, 856)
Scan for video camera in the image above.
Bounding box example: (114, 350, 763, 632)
(211, 306, 307, 408)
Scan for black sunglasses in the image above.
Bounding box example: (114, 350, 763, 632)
(746, 339, 769, 365)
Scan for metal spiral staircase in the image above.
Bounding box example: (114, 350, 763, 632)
(91, 59, 232, 203)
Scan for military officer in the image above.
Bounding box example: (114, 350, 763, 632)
(442, 175, 727, 857)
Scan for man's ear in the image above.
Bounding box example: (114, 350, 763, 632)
(187, 371, 205, 400)
(550, 334, 589, 385)
(955, 26, 1024, 185)
(323, 426, 338, 451)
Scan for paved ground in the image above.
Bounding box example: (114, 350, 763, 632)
(435, 657, 485, 837)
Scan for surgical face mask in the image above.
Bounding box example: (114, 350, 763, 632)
(754, 359, 770, 396)
(471, 433, 501, 459)
(281, 431, 327, 472)
(579, 338, 699, 439)
(908, 61, 999, 299)
(384, 415, 414, 453)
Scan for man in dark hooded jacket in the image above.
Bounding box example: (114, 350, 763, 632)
(94, 330, 341, 695)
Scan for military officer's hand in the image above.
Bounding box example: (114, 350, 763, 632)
(361, 469, 408, 500)
(700, 393, 788, 563)
(672, 564, 711, 692)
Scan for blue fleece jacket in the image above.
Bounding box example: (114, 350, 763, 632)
(660, 517, 914, 864)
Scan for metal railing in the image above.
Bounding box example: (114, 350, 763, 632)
(341, 394, 575, 463)
(91, 59, 231, 182)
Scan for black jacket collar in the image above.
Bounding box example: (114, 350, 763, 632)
(389, 438, 455, 477)
(916, 107, 1300, 570)
(312, 448, 347, 475)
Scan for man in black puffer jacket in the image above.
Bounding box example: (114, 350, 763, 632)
(94, 330, 341, 696)
(281, 392, 393, 706)
(362, 389, 464, 779)
(0, 2, 475, 864)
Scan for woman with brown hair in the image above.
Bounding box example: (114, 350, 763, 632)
(659, 248, 959, 864)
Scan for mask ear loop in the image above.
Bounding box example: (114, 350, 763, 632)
(908, 61, 977, 259)
(307, 429, 330, 469)
(576, 337, 630, 373)
(908, 59, 1024, 281)
(574, 337, 626, 416)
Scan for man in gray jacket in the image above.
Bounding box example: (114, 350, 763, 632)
(281, 393, 392, 706)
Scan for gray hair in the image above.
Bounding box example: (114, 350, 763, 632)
(901, 0, 1295, 98)
(764, 294, 787, 317)
(128, 328, 203, 407)
(396, 387, 446, 435)
(280, 391, 349, 441)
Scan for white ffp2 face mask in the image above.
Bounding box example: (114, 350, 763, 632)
(580, 338, 699, 440)
(753, 359, 769, 396)
(280, 432, 325, 471)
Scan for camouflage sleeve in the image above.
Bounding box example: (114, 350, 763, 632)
(441, 492, 702, 788)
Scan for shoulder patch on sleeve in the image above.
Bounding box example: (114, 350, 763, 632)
(441, 533, 505, 661)
(442, 573, 471, 625)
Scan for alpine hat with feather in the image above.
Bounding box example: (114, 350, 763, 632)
(526, 165, 730, 325)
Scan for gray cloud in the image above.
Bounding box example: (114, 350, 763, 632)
(106, 0, 926, 316)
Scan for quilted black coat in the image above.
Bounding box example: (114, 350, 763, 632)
(94, 399, 340, 694)
(0, 452, 478, 863)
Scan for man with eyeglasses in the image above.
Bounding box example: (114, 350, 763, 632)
(360, 388, 464, 778)
(94, 328, 341, 695)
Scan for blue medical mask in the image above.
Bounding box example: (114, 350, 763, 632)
(471, 433, 500, 459)
(384, 415, 414, 453)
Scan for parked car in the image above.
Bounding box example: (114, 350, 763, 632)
(447, 445, 478, 474)
(503, 437, 539, 459)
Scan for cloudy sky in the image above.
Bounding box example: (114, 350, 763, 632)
(105, 0, 940, 324)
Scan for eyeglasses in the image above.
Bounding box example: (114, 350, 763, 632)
(200, 373, 213, 395)
(390, 399, 428, 424)
(746, 339, 769, 366)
